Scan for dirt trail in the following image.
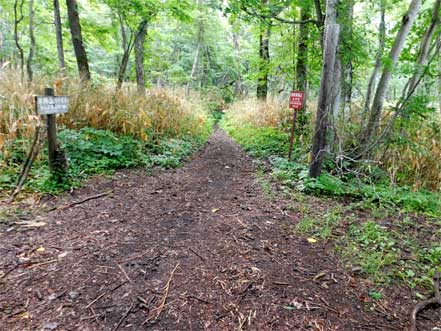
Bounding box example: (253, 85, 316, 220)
(1, 129, 408, 330)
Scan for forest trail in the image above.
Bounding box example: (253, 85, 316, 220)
(1, 129, 407, 331)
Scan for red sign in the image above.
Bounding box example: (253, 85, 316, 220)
(289, 91, 304, 110)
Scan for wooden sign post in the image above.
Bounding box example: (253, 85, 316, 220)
(36, 87, 69, 174)
(288, 91, 304, 161)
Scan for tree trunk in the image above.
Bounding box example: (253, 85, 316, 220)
(118, 13, 128, 53)
(26, 0, 35, 84)
(364, 0, 386, 113)
(437, 33, 441, 114)
(66, 0, 91, 81)
(13, 0, 24, 82)
(233, 30, 243, 96)
(340, 0, 354, 115)
(188, 27, 203, 90)
(187, 1, 204, 94)
(135, 21, 148, 96)
(309, 0, 340, 178)
(406, 0, 440, 95)
(295, 3, 310, 100)
(257, 24, 270, 100)
(313, 0, 325, 47)
(53, 0, 66, 75)
(116, 44, 132, 91)
(363, 0, 421, 145)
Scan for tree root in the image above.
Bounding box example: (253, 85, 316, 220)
(410, 271, 440, 331)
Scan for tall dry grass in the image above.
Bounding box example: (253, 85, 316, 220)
(223, 98, 293, 128)
(226, 97, 441, 191)
(382, 118, 441, 191)
(0, 69, 210, 161)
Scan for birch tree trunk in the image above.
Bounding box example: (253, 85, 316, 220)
(363, 0, 421, 145)
(26, 0, 35, 84)
(233, 30, 243, 96)
(309, 0, 340, 178)
(406, 0, 440, 95)
(364, 0, 386, 113)
(53, 0, 66, 75)
(186, 0, 204, 94)
(135, 21, 148, 96)
(66, 0, 91, 81)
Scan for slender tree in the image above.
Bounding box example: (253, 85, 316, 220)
(340, 0, 354, 114)
(257, 23, 270, 99)
(187, 0, 205, 93)
(362, 0, 422, 147)
(53, 0, 66, 75)
(13, 0, 24, 82)
(364, 0, 386, 113)
(437, 33, 441, 114)
(406, 0, 441, 95)
(26, 0, 35, 83)
(66, 0, 91, 81)
(134, 21, 148, 95)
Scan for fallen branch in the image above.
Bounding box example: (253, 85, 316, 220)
(9, 126, 44, 202)
(49, 191, 112, 211)
(410, 271, 440, 331)
(143, 263, 180, 325)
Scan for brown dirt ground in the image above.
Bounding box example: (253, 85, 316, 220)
(0, 129, 439, 331)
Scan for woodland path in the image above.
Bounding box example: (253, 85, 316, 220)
(1, 129, 410, 330)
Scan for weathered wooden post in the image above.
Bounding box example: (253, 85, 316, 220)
(36, 87, 69, 179)
(44, 88, 57, 171)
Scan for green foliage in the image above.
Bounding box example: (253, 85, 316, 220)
(222, 124, 290, 158)
(1, 127, 206, 195)
(347, 221, 398, 278)
(223, 116, 441, 216)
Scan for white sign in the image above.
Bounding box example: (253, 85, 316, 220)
(36, 96, 69, 115)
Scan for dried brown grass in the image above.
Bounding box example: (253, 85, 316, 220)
(223, 98, 293, 128)
(226, 97, 441, 191)
(0, 69, 210, 160)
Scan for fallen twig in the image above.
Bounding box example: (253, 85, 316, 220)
(189, 247, 205, 261)
(187, 295, 210, 304)
(117, 249, 161, 264)
(117, 263, 132, 283)
(0, 265, 19, 280)
(410, 271, 440, 331)
(85, 293, 106, 309)
(143, 263, 180, 325)
(49, 191, 112, 211)
(112, 301, 135, 331)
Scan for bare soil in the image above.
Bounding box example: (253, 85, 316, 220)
(0, 129, 438, 330)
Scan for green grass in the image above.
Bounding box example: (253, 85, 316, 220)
(221, 116, 441, 297)
(1, 126, 211, 195)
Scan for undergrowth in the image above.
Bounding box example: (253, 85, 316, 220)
(0, 69, 214, 196)
(222, 99, 441, 296)
(1, 127, 208, 195)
